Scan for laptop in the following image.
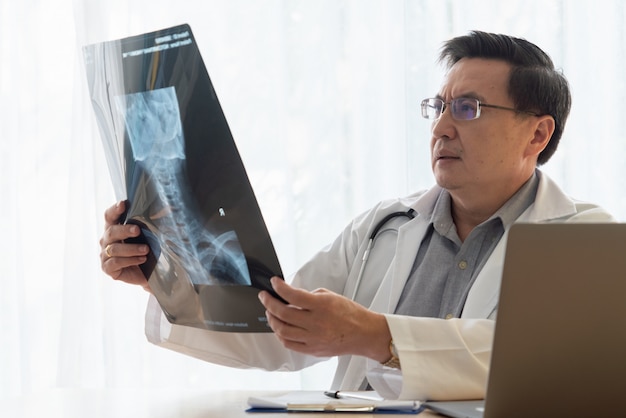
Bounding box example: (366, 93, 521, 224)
(425, 223, 626, 418)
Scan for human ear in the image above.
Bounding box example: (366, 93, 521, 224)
(527, 115, 555, 156)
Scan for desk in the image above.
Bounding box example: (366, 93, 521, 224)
(1, 388, 443, 417)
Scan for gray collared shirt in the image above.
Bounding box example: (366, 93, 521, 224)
(394, 172, 539, 319)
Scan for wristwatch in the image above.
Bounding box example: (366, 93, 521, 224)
(381, 339, 401, 369)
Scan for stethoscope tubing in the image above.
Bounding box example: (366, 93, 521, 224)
(350, 209, 416, 301)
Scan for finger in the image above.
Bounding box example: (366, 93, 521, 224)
(101, 242, 149, 261)
(105, 263, 150, 288)
(269, 277, 319, 309)
(263, 304, 309, 344)
(259, 290, 307, 322)
(265, 307, 341, 357)
(102, 243, 113, 260)
(103, 254, 147, 274)
(104, 200, 127, 228)
(258, 290, 315, 336)
(100, 241, 149, 284)
(101, 224, 142, 248)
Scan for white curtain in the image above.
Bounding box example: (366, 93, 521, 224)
(2, 0, 625, 399)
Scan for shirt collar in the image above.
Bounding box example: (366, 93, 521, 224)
(430, 171, 540, 236)
(493, 171, 539, 228)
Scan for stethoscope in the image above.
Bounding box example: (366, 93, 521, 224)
(350, 208, 417, 300)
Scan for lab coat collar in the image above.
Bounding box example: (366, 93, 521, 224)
(517, 169, 578, 222)
(407, 170, 575, 224)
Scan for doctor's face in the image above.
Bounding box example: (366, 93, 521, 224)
(429, 58, 540, 201)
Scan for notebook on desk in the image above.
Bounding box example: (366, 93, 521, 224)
(425, 223, 626, 418)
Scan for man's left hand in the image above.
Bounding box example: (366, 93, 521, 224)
(258, 277, 392, 362)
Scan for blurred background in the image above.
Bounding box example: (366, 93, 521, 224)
(2, 0, 625, 399)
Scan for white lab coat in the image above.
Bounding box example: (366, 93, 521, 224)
(145, 170, 614, 401)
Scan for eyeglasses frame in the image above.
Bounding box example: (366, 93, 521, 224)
(421, 97, 539, 121)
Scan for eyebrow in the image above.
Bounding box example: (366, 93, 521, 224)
(461, 92, 484, 101)
(434, 92, 486, 102)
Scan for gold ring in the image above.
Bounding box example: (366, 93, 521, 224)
(105, 244, 113, 258)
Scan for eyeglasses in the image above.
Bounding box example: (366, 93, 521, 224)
(421, 97, 539, 121)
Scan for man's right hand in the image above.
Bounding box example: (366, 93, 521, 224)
(100, 201, 151, 292)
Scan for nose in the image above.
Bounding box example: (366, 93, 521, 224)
(431, 105, 457, 140)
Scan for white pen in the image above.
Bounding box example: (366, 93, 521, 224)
(323, 390, 384, 402)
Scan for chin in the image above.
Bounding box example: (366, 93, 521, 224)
(434, 175, 462, 192)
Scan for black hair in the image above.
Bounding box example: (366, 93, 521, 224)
(439, 31, 571, 165)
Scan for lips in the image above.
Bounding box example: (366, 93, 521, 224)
(433, 140, 461, 163)
(434, 151, 460, 161)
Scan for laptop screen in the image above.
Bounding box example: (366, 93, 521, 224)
(484, 223, 626, 417)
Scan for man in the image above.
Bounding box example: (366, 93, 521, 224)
(100, 31, 614, 401)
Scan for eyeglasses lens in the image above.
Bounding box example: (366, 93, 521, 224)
(422, 99, 442, 120)
(450, 98, 478, 120)
(422, 98, 480, 120)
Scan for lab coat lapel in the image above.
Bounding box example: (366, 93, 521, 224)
(338, 214, 430, 391)
(461, 232, 507, 318)
(368, 217, 431, 314)
(462, 172, 579, 318)
(366, 186, 441, 314)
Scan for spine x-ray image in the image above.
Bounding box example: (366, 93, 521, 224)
(83, 24, 282, 332)
(117, 87, 251, 288)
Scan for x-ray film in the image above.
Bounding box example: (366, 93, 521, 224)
(83, 24, 282, 332)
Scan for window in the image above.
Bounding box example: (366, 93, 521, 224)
(2, 0, 623, 397)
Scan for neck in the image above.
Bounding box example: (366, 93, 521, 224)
(451, 201, 498, 242)
(450, 174, 533, 242)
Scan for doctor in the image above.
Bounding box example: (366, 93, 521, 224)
(100, 31, 614, 401)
